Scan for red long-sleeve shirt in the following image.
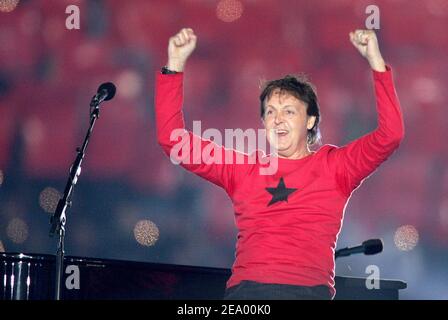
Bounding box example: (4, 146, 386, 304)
(155, 66, 404, 298)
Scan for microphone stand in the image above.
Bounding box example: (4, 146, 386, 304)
(49, 97, 102, 300)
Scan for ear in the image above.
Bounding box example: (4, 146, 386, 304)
(307, 116, 316, 130)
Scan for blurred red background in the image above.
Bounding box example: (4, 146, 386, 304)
(0, 0, 447, 299)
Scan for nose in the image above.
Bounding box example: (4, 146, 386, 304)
(274, 112, 284, 125)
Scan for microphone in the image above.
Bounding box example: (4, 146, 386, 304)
(90, 82, 116, 107)
(335, 239, 383, 259)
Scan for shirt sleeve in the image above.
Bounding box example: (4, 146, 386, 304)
(327, 65, 405, 196)
(155, 72, 244, 196)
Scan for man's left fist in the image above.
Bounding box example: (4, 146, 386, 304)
(349, 29, 386, 72)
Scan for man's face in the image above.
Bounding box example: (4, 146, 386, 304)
(263, 89, 316, 158)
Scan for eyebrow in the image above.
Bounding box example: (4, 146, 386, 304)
(266, 105, 296, 109)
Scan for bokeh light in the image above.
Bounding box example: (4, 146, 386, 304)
(23, 117, 44, 148)
(216, 0, 244, 23)
(394, 225, 419, 251)
(6, 218, 29, 244)
(134, 219, 160, 247)
(116, 70, 143, 99)
(0, 0, 20, 12)
(39, 187, 62, 213)
(74, 43, 103, 69)
(426, 0, 448, 16)
(412, 77, 441, 104)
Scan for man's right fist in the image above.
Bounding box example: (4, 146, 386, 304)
(167, 28, 197, 72)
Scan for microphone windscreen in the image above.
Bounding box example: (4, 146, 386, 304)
(363, 239, 383, 255)
(98, 82, 116, 101)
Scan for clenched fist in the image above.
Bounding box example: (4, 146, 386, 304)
(349, 29, 386, 72)
(166, 28, 197, 72)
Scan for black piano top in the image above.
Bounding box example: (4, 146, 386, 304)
(0, 252, 406, 300)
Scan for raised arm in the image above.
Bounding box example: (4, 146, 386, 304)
(155, 28, 243, 195)
(328, 30, 405, 196)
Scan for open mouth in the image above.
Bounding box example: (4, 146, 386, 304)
(275, 129, 289, 137)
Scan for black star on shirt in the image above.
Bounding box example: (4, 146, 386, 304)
(265, 177, 297, 206)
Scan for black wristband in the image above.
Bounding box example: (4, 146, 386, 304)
(161, 66, 178, 74)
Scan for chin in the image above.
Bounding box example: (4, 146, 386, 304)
(277, 140, 292, 149)
(273, 145, 292, 155)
